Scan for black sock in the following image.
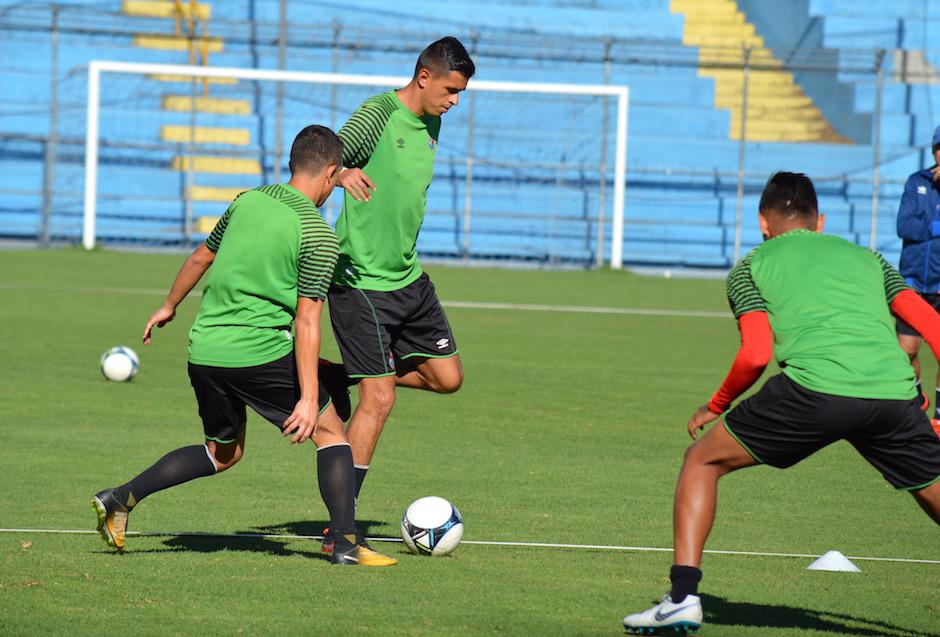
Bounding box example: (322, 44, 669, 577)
(934, 386, 940, 417)
(669, 565, 703, 603)
(354, 464, 369, 499)
(317, 444, 357, 540)
(116, 445, 216, 508)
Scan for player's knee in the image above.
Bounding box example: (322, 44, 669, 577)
(210, 442, 243, 472)
(360, 385, 396, 416)
(435, 370, 463, 394)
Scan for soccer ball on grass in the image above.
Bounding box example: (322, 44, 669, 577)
(100, 346, 140, 382)
(400, 496, 463, 556)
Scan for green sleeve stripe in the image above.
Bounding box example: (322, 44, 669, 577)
(338, 93, 398, 169)
(726, 251, 766, 318)
(205, 207, 234, 252)
(874, 251, 911, 302)
(256, 185, 339, 300)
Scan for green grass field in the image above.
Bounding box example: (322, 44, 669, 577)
(1, 248, 938, 636)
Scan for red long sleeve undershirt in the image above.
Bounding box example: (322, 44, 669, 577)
(706, 289, 940, 414)
(706, 311, 773, 414)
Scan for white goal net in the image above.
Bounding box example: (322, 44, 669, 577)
(83, 60, 628, 267)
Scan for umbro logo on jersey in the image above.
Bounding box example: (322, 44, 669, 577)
(918, 185, 928, 195)
(396, 137, 406, 149)
(436, 338, 449, 349)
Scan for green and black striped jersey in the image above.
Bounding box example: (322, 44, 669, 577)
(334, 91, 442, 292)
(190, 184, 339, 367)
(725, 229, 915, 400)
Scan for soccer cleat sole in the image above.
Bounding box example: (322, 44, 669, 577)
(624, 623, 700, 635)
(91, 496, 123, 552)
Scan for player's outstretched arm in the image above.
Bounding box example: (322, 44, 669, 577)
(892, 290, 940, 360)
(283, 296, 323, 444)
(142, 243, 216, 344)
(688, 311, 773, 439)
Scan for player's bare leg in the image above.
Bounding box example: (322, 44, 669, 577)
(673, 422, 759, 567)
(395, 354, 463, 394)
(624, 423, 757, 633)
(912, 479, 940, 525)
(205, 429, 246, 472)
(346, 375, 397, 466)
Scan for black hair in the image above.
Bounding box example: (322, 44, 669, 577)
(413, 36, 475, 80)
(288, 125, 343, 176)
(758, 171, 818, 219)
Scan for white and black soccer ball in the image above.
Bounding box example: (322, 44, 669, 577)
(400, 496, 463, 556)
(100, 346, 140, 382)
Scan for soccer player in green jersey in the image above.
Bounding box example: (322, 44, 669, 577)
(324, 37, 475, 530)
(91, 125, 396, 567)
(623, 172, 940, 633)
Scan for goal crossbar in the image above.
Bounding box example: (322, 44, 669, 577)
(83, 60, 629, 267)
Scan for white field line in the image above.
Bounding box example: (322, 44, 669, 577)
(0, 284, 732, 319)
(1, 528, 937, 565)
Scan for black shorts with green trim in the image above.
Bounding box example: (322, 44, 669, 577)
(188, 352, 332, 443)
(724, 373, 940, 490)
(327, 272, 458, 378)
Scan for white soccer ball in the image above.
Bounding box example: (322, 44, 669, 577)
(400, 496, 463, 556)
(100, 346, 140, 382)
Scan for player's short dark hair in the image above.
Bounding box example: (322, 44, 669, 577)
(758, 171, 818, 219)
(288, 125, 343, 176)
(413, 36, 475, 80)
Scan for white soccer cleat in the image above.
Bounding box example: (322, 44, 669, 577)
(622, 594, 702, 634)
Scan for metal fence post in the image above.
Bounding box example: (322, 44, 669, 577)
(461, 34, 479, 260)
(273, 0, 286, 184)
(870, 49, 885, 251)
(595, 38, 612, 268)
(326, 20, 341, 226)
(732, 45, 750, 265)
(40, 5, 60, 247)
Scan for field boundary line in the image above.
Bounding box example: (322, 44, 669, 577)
(0, 284, 732, 319)
(1, 528, 936, 565)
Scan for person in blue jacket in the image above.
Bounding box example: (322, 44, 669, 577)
(897, 125, 940, 428)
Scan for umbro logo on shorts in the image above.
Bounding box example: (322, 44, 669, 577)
(436, 338, 449, 349)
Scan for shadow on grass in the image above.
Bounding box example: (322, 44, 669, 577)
(93, 519, 401, 559)
(702, 594, 940, 637)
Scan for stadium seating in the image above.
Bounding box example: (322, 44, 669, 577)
(0, 0, 936, 268)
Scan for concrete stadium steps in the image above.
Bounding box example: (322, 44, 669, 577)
(122, 0, 212, 21)
(132, 34, 223, 53)
(671, 0, 846, 144)
(160, 125, 250, 145)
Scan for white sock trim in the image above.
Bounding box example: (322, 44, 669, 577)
(317, 442, 351, 452)
(203, 445, 219, 473)
(354, 464, 370, 470)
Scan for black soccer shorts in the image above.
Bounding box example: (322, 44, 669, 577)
(188, 352, 333, 443)
(327, 272, 458, 378)
(724, 373, 940, 490)
(897, 292, 940, 337)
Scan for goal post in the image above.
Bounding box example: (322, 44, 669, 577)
(83, 60, 629, 267)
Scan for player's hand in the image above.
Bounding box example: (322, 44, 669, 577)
(338, 168, 376, 201)
(142, 302, 176, 344)
(283, 397, 318, 444)
(687, 404, 721, 440)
